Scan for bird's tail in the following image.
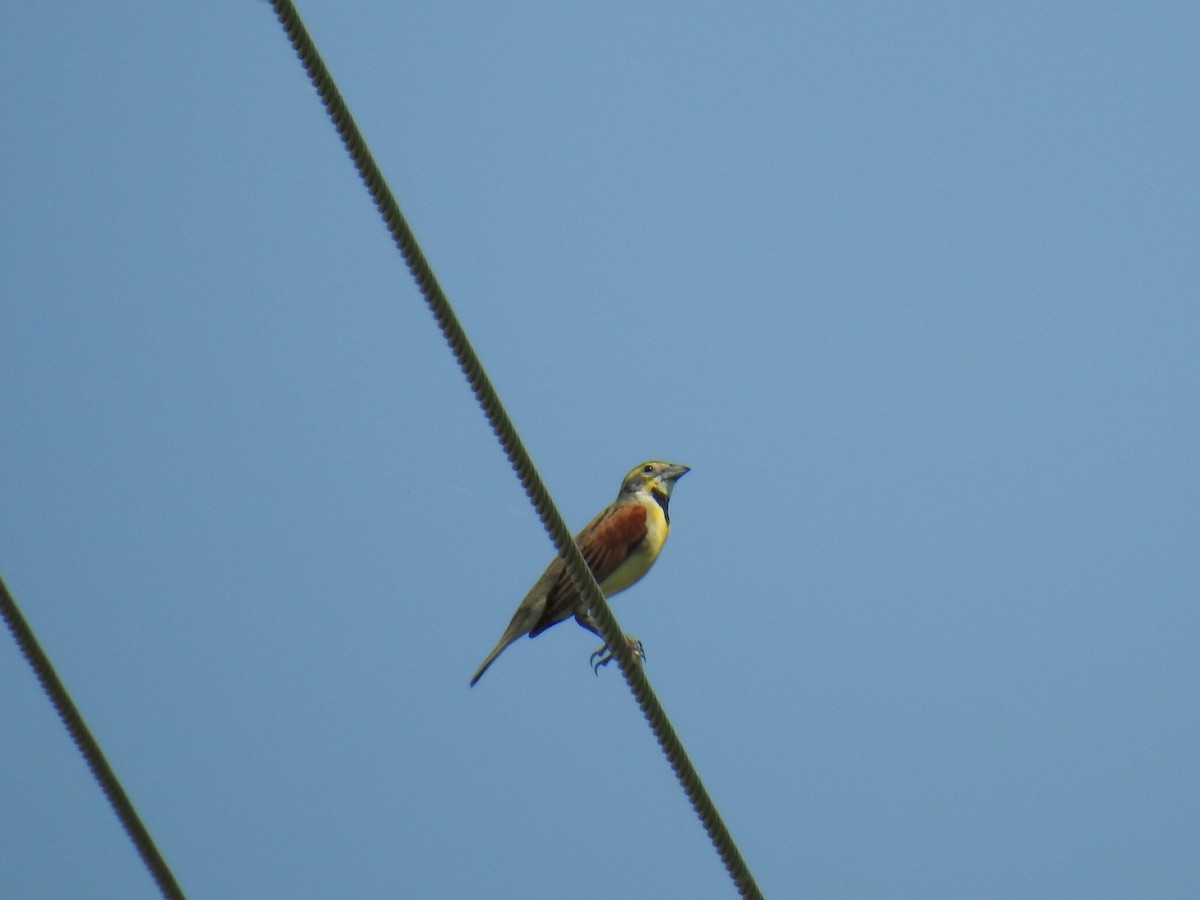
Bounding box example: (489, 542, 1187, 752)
(470, 578, 552, 686)
(469, 633, 519, 687)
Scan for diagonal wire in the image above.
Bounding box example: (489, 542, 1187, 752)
(267, 3, 763, 897)
(0, 573, 186, 900)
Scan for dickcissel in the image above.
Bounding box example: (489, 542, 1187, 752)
(469, 461, 690, 686)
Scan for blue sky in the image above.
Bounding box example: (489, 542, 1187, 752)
(2, 3, 1197, 897)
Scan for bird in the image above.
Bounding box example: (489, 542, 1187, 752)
(469, 460, 690, 686)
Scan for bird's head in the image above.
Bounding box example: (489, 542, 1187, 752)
(619, 461, 690, 506)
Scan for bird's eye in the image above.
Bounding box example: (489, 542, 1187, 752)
(642, 464, 654, 474)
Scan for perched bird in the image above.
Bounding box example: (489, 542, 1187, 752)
(469, 461, 690, 686)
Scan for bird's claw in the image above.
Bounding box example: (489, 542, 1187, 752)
(589, 636, 646, 675)
(590, 646, 612, 675)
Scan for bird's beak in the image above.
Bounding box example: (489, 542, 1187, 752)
(665, 464, 690, 481)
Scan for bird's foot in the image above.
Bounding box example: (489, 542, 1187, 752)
(590, 635, 645, 675)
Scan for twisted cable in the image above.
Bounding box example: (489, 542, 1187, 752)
(269, 3, 763, 896)
(0, 574, 186, 900)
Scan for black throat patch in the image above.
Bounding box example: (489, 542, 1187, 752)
(651, 487, 671, 525)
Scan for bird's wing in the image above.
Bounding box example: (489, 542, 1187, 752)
(529, 502, 648, 637)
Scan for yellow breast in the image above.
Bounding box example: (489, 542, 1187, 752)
(597, 495, 670, 597)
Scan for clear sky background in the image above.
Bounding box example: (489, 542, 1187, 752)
(2, 3, 1197, 898)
